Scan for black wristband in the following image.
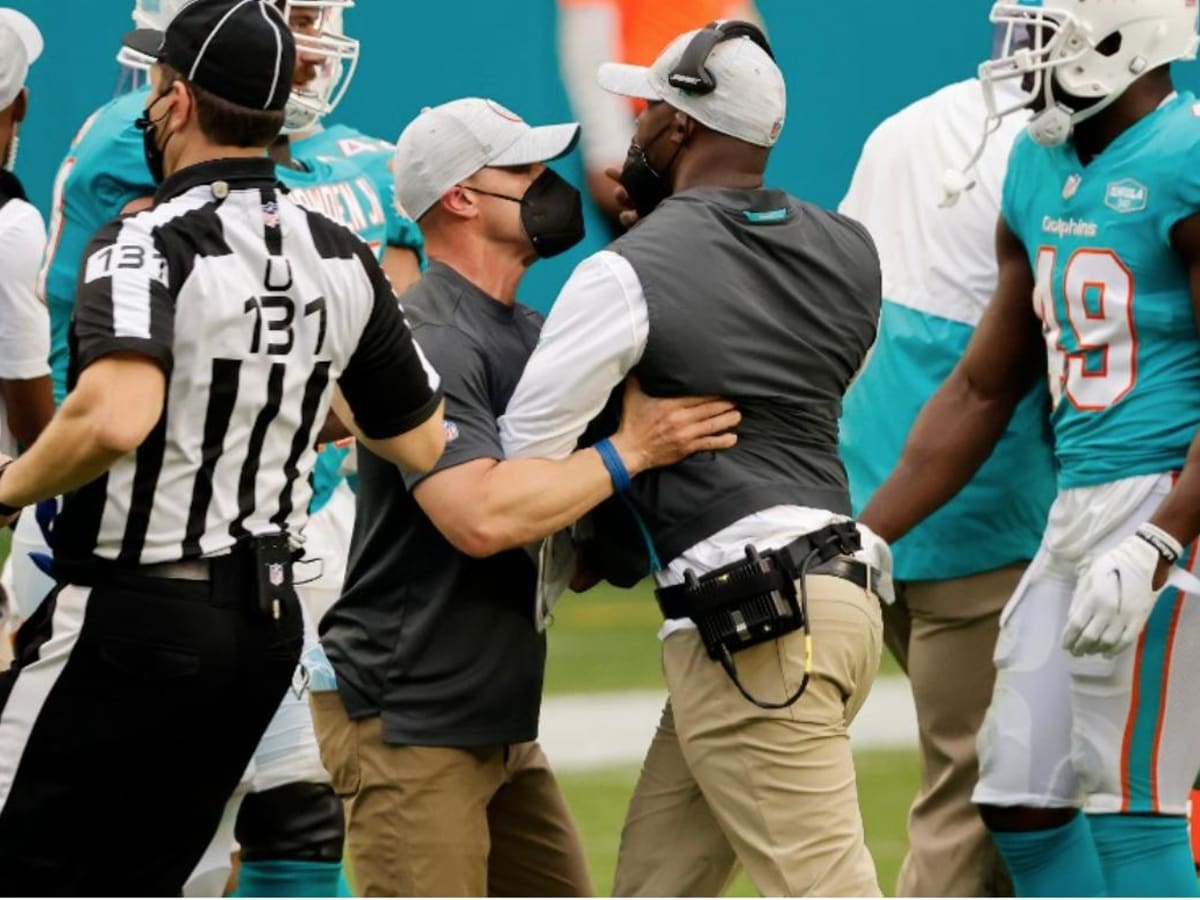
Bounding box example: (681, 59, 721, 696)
(0, 461, 20, 518)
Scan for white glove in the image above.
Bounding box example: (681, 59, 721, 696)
(533, 529, 577, 633)
(1062, 528, 1173, 658)
(855, 524, 896, 605)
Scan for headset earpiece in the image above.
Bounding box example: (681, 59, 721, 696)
(667, 20, 774, 97)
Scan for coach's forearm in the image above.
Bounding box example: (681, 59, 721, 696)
(860, 371, 1018, 544)
(423, 449, 620, 559)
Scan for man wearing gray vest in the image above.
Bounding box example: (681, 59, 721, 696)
(499, 21, 888, 897)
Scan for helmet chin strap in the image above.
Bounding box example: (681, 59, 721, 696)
(939, 113, 1003, 208)
(1030, 81, 1127, 147)
(940, 69, 1131, 207)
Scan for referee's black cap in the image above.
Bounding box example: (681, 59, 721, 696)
(122, 0, 295, 112)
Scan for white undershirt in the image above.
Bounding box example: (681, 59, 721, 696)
(0, 198, 49, 457)
(499, 250, 859, 636)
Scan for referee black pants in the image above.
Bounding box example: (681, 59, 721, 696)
(0, 572, 303, 897)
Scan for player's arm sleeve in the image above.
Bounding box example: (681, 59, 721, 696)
(1163, 139, 1200, 246)
(72, 215, 175, 375)
(372, 148, 427, 266)
(999, 134, 1028, 240)
(557, 0, 633, 171)
(401, 324, 502, 490)
(338, 242, 442, 439)
(498, 250, 648, 460)
(0, 203, 50, 381)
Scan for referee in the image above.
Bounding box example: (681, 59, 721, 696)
(0, 1, 443, 894)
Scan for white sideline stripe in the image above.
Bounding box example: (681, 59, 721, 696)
(538, 675, 919, 773)
(0, 585, 90, 811)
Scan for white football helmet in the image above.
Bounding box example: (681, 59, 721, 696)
(116, 0, 191, 77)
(115, 0, 359, 134)
(982, 0, 1200, 147)
(283, 0, 360, 134)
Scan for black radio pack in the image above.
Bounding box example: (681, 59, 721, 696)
(656, 522, 863, 709)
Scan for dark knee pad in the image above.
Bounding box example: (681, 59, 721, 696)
(978, 802, 1078, 833)
(235, 782, 344, 863)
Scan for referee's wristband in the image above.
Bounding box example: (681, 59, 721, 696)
(595, 438, 633, 493)
(1136, 523, 1183, 564)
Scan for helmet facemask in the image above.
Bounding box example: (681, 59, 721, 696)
(980, 4, 1092, 147)
(116, 0, 192, 93)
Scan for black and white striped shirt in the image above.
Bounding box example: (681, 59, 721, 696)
(55, 157, 441, 567)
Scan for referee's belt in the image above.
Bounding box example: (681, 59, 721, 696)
(141, 558, 216, 581)
(654, 523, 873, 621)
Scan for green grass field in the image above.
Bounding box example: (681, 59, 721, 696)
(545, 581, 901, 695)
(558, 748, 919, 897)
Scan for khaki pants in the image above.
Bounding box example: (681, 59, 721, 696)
(310, 691, 593, 897)
(614, 573, 884, 897)
(883, 564, 1024, 898)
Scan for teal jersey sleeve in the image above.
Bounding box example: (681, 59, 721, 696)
(1158, 100, 1200, 246)
(1000, 131, 1035, 244)
(43, 88, 155, 403)
(291, 124, 426, 268)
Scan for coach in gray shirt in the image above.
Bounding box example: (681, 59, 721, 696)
(500, 23, 888, 897)
(314, 97, 740, 897)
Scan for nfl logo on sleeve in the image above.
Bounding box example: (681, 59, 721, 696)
(269, 562, 285, 587)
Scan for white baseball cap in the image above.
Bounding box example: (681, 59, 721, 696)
(597, 25, 786, 148)
(394, 98, 580, 221)
(0, 9, 42, 111)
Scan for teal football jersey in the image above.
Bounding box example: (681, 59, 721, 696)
(290, 123, 426, 266)
(42, 87, 153, 407)
(1003, 92, 1200, 488)
(41, 94, 395, 512)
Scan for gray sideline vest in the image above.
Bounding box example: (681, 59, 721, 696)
(601, 187, 881, 568)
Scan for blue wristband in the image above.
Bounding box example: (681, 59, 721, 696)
(595, 438, 633, 493)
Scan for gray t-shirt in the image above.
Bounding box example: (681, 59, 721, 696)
(320, 262, 544, 747)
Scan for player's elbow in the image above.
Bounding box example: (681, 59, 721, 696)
(91, 415, 152, 457)
(957, 365, 1022, 419)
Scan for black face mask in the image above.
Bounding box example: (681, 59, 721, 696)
(464, 168, 585, 259)
(619, 123, 685, 219)
(135, 86, 176, 184)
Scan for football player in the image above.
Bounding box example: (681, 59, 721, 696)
(860, 1, 1200, 895)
